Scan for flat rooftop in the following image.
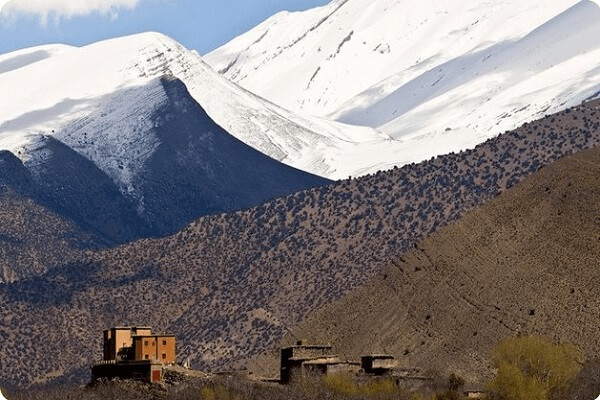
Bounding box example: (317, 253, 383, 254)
(105, 326, 153, 330)
(288, 355, 339, 362)
(362, 354, 395, 359)
(132, 334, 176, 338)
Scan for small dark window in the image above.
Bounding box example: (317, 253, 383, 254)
(162, 340, 167, 346)
(145, 354, 149, 360)
(144, 340, 149, 346)
(162, 353, 167, 360)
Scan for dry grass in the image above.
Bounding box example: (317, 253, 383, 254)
(8, 373, 427, 400)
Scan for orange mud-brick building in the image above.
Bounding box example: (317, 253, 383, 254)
(92, 326, 176, 383)
(133, 334, 176, 364)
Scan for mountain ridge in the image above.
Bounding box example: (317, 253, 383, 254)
(0, 32, 386, 180)
(0, 76, 329, 280)
(0, 100, 598, 387)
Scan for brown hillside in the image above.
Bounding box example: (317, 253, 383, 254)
(0, 189, 93, 282)
(284, 147, 600, 384)
(0, 100, 599, 387)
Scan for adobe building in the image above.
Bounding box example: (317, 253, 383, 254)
(361, 354, 397, 375)
(280, 341, 359, 383)
(301, 357, 360, 377)
(133, 333, 176, 364)
(92, 326, 176, 383)
(103, 326, 152, 361)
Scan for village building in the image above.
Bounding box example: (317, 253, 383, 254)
(92, 326, 176, 383)
(278, 341, 437, 391)
(361, 354, 397, 375)
(280, 340, 361, 383)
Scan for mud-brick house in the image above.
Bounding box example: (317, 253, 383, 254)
(361, 354, 397, 375)
(103, 326, 152, 361)
(280, 341, 359, 383)
(92, 326, 176, 383)
(132, 333, 176, 364)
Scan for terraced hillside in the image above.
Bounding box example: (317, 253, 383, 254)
(0, 100, 599, 387)
(282, 146, 600, 386)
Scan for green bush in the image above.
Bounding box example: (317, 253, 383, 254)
(487, 336, 582, 400)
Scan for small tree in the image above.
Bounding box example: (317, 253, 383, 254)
(487, 336, 582, 400)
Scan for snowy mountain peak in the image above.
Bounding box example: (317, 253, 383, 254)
(207, 0, 597, 117)
(0, 31, 395, 180)
(206, 0, 600, 173)
(0, 40, 331, 242)
(3, 0, 600, 187)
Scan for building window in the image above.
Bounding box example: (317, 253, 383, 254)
(144, 340, 149, 346)
(162, 353, 167, 360)
(145, 354, 149, 360)
(163, 340, 167, 346)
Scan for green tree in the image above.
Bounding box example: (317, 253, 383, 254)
(487, 336, 582, 400)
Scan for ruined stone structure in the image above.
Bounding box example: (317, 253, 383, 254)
(92, 326, 176, 383)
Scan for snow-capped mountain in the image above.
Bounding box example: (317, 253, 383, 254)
(4, 0, 600, 189)
(0, 34, 330, 242)
(207, 0, 600, 169)
(0, 32, 389, 180)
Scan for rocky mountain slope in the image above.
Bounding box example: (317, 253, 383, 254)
(0, 150, 103, 282)
(0, 189, 92, 284)
(0, 100, 598, 388)
(282, 145, 600, 385)
(207, 0, 600, 172)
(0, 70, 329, 256)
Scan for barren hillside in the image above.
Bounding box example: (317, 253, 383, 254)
(283, 147, 600, 385)
(0, 100, 599, 387)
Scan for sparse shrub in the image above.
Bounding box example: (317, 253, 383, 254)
(201, 385, 231, 400)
